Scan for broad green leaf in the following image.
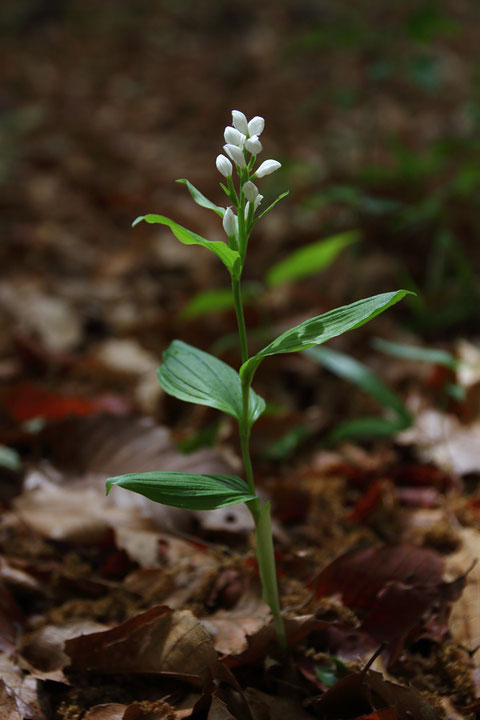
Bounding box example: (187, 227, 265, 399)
(132, 214, 241, 277)
(266, 230, 360, 288)
(255, 191, 289, 222)
(181, 283, 261, 321)
(372, 337, 460, 370)
(106, 472, 256, 510)
(158, 340, 265, 430)
(176, 179, 225, 218)
(240, 290, 412, 385)
(306, 346, 411, 442)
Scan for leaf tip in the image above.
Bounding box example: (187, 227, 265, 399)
(132, 216, 145, 228)
(105, 477, 118, 496)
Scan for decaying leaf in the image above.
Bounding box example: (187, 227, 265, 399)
(312, 668, 441, 719)
(66, 605, 218, 682)
(399, 407, 480, 475)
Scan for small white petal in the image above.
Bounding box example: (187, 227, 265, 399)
(245, 135, 263, 156)
(243, 181, 259, 202)
(216, 154, 233, 177)
(232, 110, 249, 135)
(248, 116, 265, 137)
(222, 207, 237, 237)
(224, 126, 245, 147)
(254, 159, 281, 178)
(224, 143, 247, 168)
(254, 194, 263, 210)
(244, 201, 250, 220)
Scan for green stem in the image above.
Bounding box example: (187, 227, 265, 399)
(231, 192, 287, 656)
(232, 277, 248, 364)
(254, 501, 287, 654)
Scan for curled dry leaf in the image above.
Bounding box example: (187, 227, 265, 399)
(66, 605, 218, 683)
(201, 582, 270, 656)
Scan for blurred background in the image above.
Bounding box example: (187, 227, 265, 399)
(1, 0, 479, 438)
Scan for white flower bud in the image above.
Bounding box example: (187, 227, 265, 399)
(243, 181, 259, 202)
(232, 110, 249, 135)
(224, 143, 247, 168)
(248, 116, 265, 137)
(216, 154, 233, 177)
(224, 126, 245, 147)
(222, 207, 237, 237)
(254, 159, 281, 178)
(244, 201, 250, 219)
(254, 194, 263, 210)
(245, 135, 263, 156)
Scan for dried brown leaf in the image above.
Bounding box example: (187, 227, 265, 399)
(66, 605, 217, 683)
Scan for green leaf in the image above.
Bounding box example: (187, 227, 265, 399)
(241, 290, 413, 385)
(132, 214, 241, 277)
(181, 283, 261, 321)
(306, 346, 411, 442)
(255, 191, 289, 222)
(372, 337, 460, 370)
(158, 340, 265, 430)
(176, 179, 225, 218)
(266, 230, 360, 287)
(106, 472, 256, 510)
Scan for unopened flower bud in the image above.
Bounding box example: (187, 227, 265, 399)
(254, 194, 263, 210)
(244, 201, 250, 219)
(224, 143, 247, 168)
(222, 207, 237, 237)
(216, 154, 233, 177)
(248, 116, 265, 137)
(254, 159, 281, 178)
(232, 110, 249, 135)
(243, 181, 259, 202)
(224, 126, 245, 147)
(245, 135, 263, 156)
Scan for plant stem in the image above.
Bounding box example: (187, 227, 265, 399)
(232, 289, 287, 656)
(254, 501, 287, 654)
(232, 277, 249, 364)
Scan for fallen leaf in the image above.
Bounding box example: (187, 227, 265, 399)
(201, 582, 270, 656)
(312, 669, 441, 720)
(399, 407, 480, 475)
(20, 619, 107, 681)
(1, 382, 127, 423)
(315, 544, 444, 608)
(66, 605, 218, 683)
(245, 687, 313, 720)
(0, 652, 45, 719)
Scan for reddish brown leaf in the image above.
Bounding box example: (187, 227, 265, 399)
(356, 711, 399, 720)
(1, 382, 126, 423)
(315, 544, 444, 608)
(348, 480, 385, 522)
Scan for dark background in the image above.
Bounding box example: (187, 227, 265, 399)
(1, 0, 479, 402)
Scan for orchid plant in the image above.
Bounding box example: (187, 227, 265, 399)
(106, 110, 410, 653)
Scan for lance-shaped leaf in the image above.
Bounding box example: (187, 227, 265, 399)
(176, 179, 225, 218)
(106, 472, 257, 510)
(266, 230, 360, 288)
(133, 214, 240, 277)
(240, 290, 412, 385)
(158, 340, 265, 430)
